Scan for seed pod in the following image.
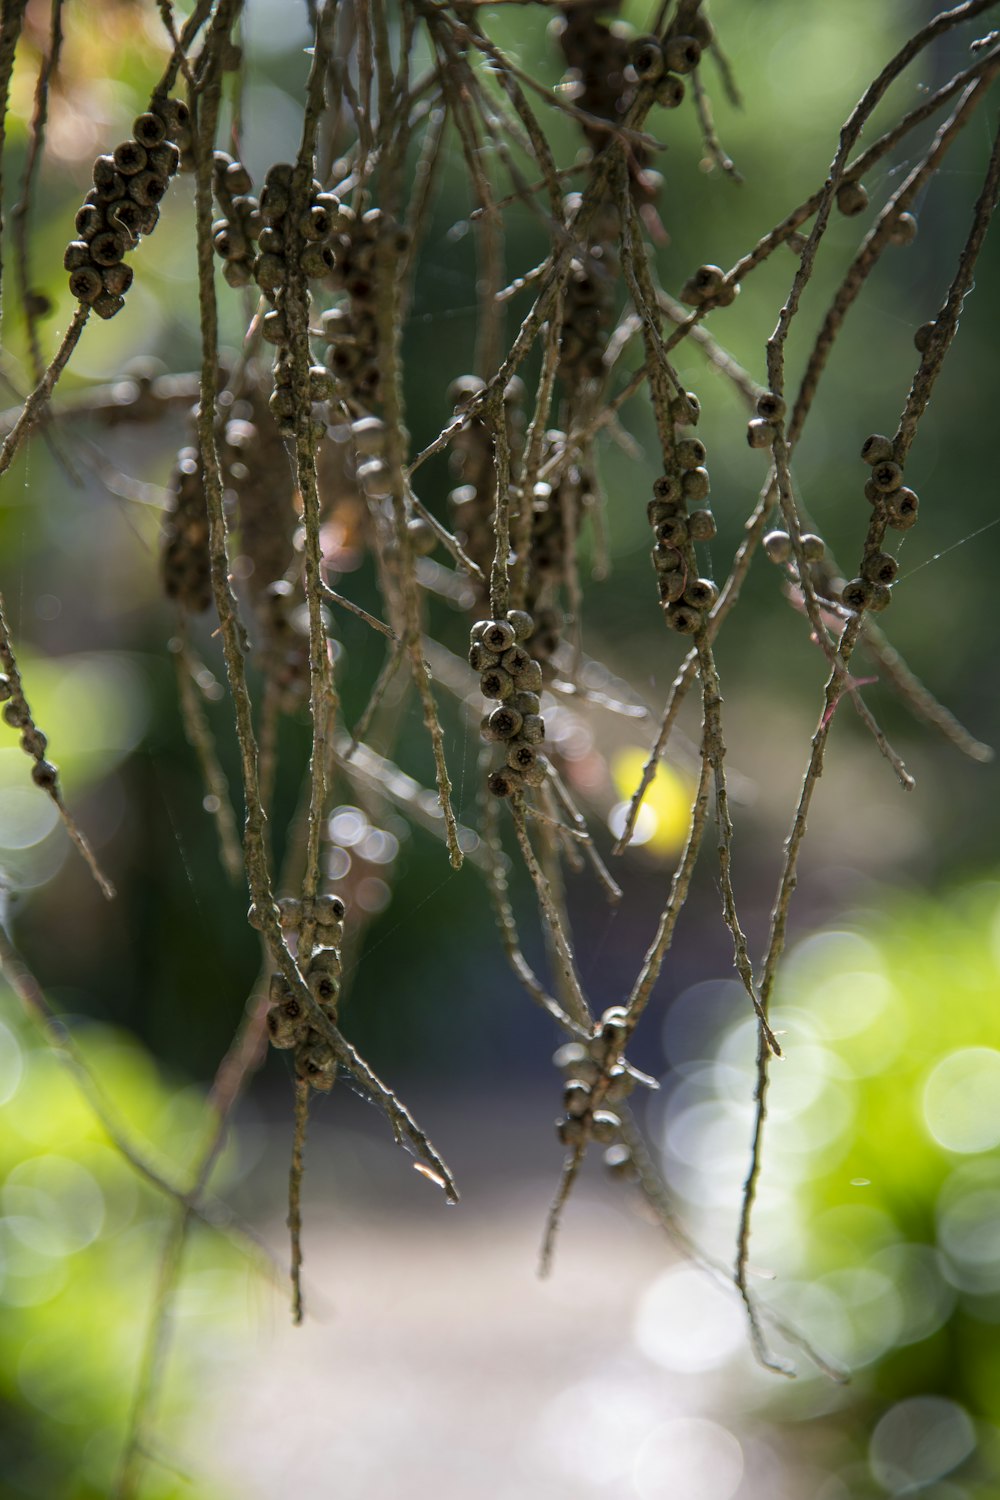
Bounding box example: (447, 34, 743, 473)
(670, 390, 701, 426)
(132, 111, 167, 148)
(296, 1041, 337, 1093)
(863, 551, 898, 585)
(269, 387, 295, 419)
(102, 262, 133, 297)
(301, 204, 333, 241)
(261, 309, 287, 345)
(656, 514, 687, 547)
(871, 460, 903, 493)
(92, 155, 120, 194)
(31, 759, 59, 790)
(666, 602, 702, 634)
(520, 713, 545, 745)
(301, 243, 335, 279)
(889, 211, 918, 246)
(75, 202, 104, 240)
(683, 577, 718, 610)
(486, 705, 523, 741)
(516, 659, 543, 695)
(481, 619, 516, 654)
(63, 241, 93, 272)
(309, 367, 335, 402)
(914, 321, 936, 354)
(21, 726, 46, 757)
(107, 198, 144, 238)
(604, 1065, 635, 1104)
(512, 691, 541, 716)
(603, 1144, 636, 1179)
(655, 74, 685, 108)
(267, 1001, 301, 1050)
(498, 645, 531, 680)
(506, 609, 534, 641)
(307, 948, 341, 1006)
(563, 1080, 592, 1118)
(68, 265, 103, 303)
(860, 434, 895, 466)
(506, 739, 538, 774)
(223, 259, 253, 288)
(801, 533, 825, 563)
(763, 530, 792, 564)
(553, 1041, 598, 1080)
(488, 766, 522, 798)
(688, 508, 716, 541)
(256, 253, 286, 292)
(114, 140, 148, 176)
(3, 700, 29, 728)
(676, 437, 707, 470)
(747, 418, 776, 449)
(841, 577, 872, 612)
(481, 667, 514, 701)
(664, 34, 702, 72)
(92, 291, 125, 319)
(653, 472, 682, 505)
(89, 230, 127, 267)
(756, 391, 786, 422)
(680, 264, 725, 306)
(137, 204, 160, 235)
(657, 569, 686, 604)
(886, 488, 919, 529)
(557, 1115, 586, 1147)
(682, 467, 710, 501)
(128, 170, 168, 207)
(148, 141, 181, 178)
(0, 674, 11, 702)
(836, 179, 869, 216)
(316, 893, 347, 926)
(468, 641, 499, 673)
(867, 582, 892, 612)
(591, 1110, 622, 1144)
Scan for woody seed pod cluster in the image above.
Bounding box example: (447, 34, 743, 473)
(65, 97, 184, 319)
(210, 151, 262, 288)
(324, 206, 408, 411)
(647, 391, 718, 632)
(266, 894, 346, 1093)
(553, 1006, 633, 1152)
(472, 612, 548, 796)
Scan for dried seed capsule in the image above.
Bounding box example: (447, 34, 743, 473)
(506, 609, 534, 641)
(0, 674, 11, 702)
(128, 169, 168, 207)
(889, 211, 918, 246)
(512, 691, 541, 716)
(680, 264, 725, 306)
(31, 759, 59, 790)
(500, 645, 533, 679)
(653, 472, 682, 506)
(682, 467, 710, 501)
(654, 74, 685, 109)
(763, 530, 792, 564)
(64, 241, 93, 271)
(297, 1041, 337, 1093)
(591, 1110, 622, 1145)
(871, 460, 903, 493)
(257, 225, 283, 256)
(604, 1065, 635, 1104)
(656, 514, 687, 547)
(256, 253, 286, 292)
(137, 204, 160, 235)
(841, 577, 872, 612)
(267, 1004, 300, 1049)
(670, 390, 701, 426)
(307, 948, 341, 1006)
(226, 160, 253, 195)
(488, 766, 522, 798)
(107, 198, 144, 238)
(863, 551, 898, 585)
(863, 478, 882, 505)
(747, 418, 775, 449)
(486, 705, 522, 741)
(506, 739, 539, 774)
(867, 582, 892, 612)
(132, 111, 167, 148)
(309, 367, 335, 402)
(3, 700, 29, 728)
(657, 570, 686, 604)
(261, 308, 288, 344)
(93, 291, 126, 320)
(563, 1080, 592, 1118)
(468, 641, 499, 673)
(836, 179, 869, 216)
(75, 202, 104, 240)
(557, 1115, 586, 1147)
(886, 488, 919, 529)
(914, 321, 936, 354)
(603, 1144, 636, 1179)
(481, 667, 514, 701)
(68, 265, 103, 303)
(801, 533, 825, 563)
(316, 893, 347, 925)
(89, 230, 127, 266)
(21, 726, 46, 757)
(664, 34, 702, 72)
(92, 155, 120, 194)
(630, 34, 665, 80)
(520, 713, 545, 745)
(481, 619, 516, 654)
(148, 141, 181, 178)
(102, 262, 133, 297)
(301, 243, 335, 278)
(516, 659, 543, 695)
(756, 391, 786, 422)
(223, 259, 253, 289)
(861, 433, 894, 465)
(666, 602, 702, 634)
(676, 438, 707, 470)
(113, 139, 147, 176)
(688, 509, 716, 541)
(683, 577, 718, 610)
(301, 204, 333, 241)
(269, 387, 295, 419)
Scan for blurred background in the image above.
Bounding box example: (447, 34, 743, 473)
(1, 0, 1000, 1495)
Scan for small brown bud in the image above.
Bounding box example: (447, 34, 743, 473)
(889, 211, 918, 247)
(747, 418, 776, 449)
(801, 534, 825, 563)
(841, 577, 872, 612)
(763, 530, 792, 564)
(836, 180, 869, 216)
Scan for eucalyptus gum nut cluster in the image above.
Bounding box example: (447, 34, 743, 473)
(474, 611, 548, 795)
(66, 96, 183, 317)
